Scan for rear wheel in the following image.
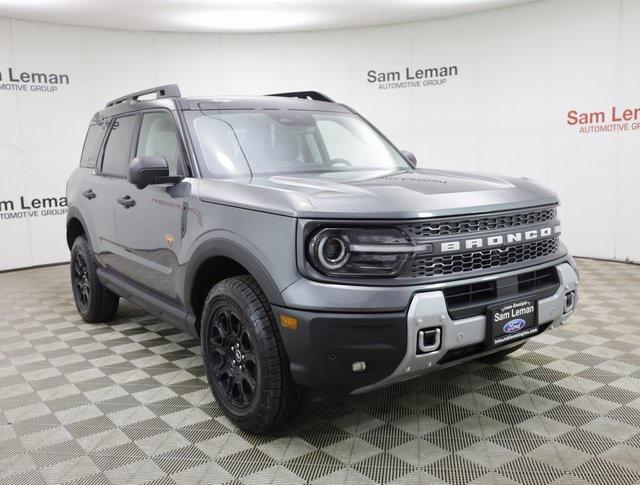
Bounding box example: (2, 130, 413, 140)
(70, 236, 119, 323)
(201, 275, 305, 434)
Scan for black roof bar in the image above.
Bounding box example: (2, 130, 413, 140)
(267, 91, 334, 103)
(105, 84, 181, 107)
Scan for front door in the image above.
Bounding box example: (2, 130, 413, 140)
(114, 110, 188, 300)
(90, 114, 138, 270)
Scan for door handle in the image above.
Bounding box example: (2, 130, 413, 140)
(117, 195, 136, 208)
(82, 189, 96, 200)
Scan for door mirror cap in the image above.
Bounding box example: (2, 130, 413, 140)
(128, 155, 181, 189)
(401, 150, 417, 169)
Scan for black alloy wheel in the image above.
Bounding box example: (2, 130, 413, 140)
(72, 251, 91, 311)
(207, 305, 258, 410)
(70, 236, 119, 323)
(201, 275, 306, 433)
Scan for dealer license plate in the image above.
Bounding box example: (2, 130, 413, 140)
(487, 298, 538, 347)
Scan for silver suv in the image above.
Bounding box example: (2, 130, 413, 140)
(66, 85, 579, 433)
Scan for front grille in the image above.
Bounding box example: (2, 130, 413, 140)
(401, 207, 557, 239)
(443, 266, 560, 320)
(409, 237, 560, 278)
(517, 266, 560, 294)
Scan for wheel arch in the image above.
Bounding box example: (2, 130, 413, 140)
(184, 237, 285, 334)
(66, 207, 91, 249)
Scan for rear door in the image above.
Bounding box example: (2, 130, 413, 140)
(114, 110, 188, 300)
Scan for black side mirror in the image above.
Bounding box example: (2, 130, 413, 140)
(401, 150, 417, 169)
(128, 156, 182, 189)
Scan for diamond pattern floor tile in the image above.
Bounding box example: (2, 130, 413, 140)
(0, 258, 639, 483)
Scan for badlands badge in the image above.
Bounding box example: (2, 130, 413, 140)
(165, 234, 175, 249)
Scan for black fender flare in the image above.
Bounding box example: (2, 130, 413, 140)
(182, 237, 285, 312)
(66, 206, 92, 249)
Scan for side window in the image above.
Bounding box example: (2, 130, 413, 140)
(101, 115, 136, 177)
(80, 123, 105, 168)
(191, 115, 250, 177)
(136, 112, 183, 176)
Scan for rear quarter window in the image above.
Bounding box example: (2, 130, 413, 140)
(80, 123, 106, 168)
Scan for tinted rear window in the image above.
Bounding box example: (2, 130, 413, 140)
(101, 115, 137, 177)
(80, 124, 105, 168)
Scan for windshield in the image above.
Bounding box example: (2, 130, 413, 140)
(186, 110, 409, 178)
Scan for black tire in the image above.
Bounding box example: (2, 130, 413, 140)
(201, 275, 305, 434)
(70, 236, 119, 323)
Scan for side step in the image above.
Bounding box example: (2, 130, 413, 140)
(97, 267, 197, 337)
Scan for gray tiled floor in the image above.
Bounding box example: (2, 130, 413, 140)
(1, 258, 640, 484)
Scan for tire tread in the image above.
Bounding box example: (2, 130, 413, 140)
(71, 236, 119, 323)
(201, 275, 305, 433)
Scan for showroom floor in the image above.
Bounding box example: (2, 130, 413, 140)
(1, 259, 639, 485)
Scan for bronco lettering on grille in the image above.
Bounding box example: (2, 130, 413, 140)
(440, 224, 561, 254)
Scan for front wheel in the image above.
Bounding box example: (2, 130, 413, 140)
(201, 276, 305, 434)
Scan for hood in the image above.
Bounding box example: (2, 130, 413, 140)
(197, 168, 559, 219)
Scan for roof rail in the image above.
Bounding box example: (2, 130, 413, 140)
(105, 84, 181, 107)
(267, 91, 334, 103)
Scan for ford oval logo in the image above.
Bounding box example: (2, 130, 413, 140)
(503, 319, 526, 334)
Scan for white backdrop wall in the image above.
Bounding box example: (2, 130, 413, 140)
(0, 0, 639, 271)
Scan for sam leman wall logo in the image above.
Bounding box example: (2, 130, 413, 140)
(0, 195, 67, 221)
(0, 67, 70, 93)
(566, 105, 640, 134)
(367, 64, 459, 90)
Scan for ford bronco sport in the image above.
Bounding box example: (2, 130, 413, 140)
(66, 85, 579, 433)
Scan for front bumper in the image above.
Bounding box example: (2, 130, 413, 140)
(273, 259, 579, 394)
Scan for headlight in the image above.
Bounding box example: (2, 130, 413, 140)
(316, 233, 350, 270)
(307, 227, 432, 277)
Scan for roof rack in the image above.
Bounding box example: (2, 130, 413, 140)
(267, 91, 334, 103)
(105, 84, 181, 107)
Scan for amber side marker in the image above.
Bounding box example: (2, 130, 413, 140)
(279, 315, 298, 330)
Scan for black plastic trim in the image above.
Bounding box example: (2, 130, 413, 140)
(267, 91, 334, 103)
(98, 267, 197, 337)
(272, 305, 407, 393)
(444, 266, 560, 320)
(182, 237, 285, 310)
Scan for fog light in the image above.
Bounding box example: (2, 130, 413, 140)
(352, 361, 366, 373)
(564, 292, 575, 313)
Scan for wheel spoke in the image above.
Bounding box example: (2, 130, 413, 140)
(217, 310, 229, 335)
(209, 325, 225, 347)
(206, 304, 258, 410)
(210, 347, 227, 369)
(242, 372, 256, 392)
(233, 373, 247, 405)
(242, 347, 256, 363)
(240, 330, 252, 352)
(230, 314, 242, 339)
(220, 371, 233, 395)
(239, 373, 255, 404)
(72, 252, 91, 307)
